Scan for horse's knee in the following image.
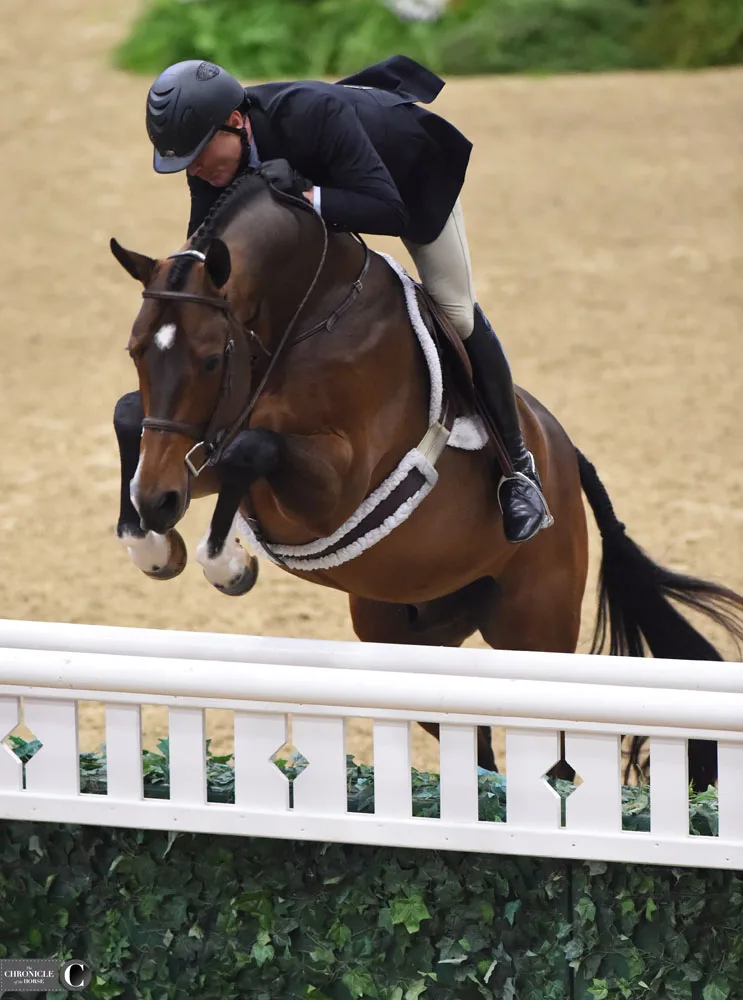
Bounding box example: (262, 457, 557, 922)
(114, 390, 143, 435)
(219, 428, 282, 484)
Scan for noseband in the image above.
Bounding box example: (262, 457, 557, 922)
(139, 210, 370, 477)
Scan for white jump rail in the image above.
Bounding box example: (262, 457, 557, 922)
(1, 619, 742, 869)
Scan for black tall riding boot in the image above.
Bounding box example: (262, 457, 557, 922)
(465, 304, 553, 543)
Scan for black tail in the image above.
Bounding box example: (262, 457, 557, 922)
(576, 449, 743, 660)
(576, 449, 743, 789)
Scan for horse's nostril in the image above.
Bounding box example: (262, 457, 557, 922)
(139, 490, 183, 534)
(157, 491, 180, 517)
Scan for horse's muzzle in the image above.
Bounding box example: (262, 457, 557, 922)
(138, 489, 187, 535)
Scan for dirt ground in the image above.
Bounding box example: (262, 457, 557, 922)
(1, 0, 741, 772)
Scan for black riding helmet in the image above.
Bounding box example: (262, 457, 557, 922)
(146, 60, 246, 174)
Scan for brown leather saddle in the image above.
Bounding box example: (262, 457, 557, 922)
(415, 287, 514, 477)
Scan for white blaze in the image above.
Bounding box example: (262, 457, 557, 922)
(154, 322, 177, 350)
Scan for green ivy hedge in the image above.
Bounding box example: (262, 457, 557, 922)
(113, 0, 743, 79)
(0, 738, 737, 999)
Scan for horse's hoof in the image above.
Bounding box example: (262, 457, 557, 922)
(213, 555, 259, 596)
(144, 529, 188, 581)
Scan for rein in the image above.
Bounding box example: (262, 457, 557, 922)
(140, 195, 371, 477)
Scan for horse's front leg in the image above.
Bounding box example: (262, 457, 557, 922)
(196, 427, 353, 595)
(113, 390, 187, 581)
(195, 482, 259, 596)
(195, 428, 283, 596)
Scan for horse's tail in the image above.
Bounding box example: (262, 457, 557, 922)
(575, 449, 743, 660)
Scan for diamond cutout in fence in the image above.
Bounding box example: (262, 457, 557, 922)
(543, 759, 583, 828)
(2, 724, 44, 789)
(270, 743, 310, 809)
(2, 724, 44, 765)
(270, 743, 310, 781)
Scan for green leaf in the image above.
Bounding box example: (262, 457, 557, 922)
(390, 896, 431, 934)
(342, 968, 378, 998)
(251, 929, 275, 967)
(329, 920, 352, 947)
(251, 940, 274, 966)
(585, 861, 608, 876)
(309, 947, 335, 966)
(703, 979, 731, 1000)
(404, 981, 427, 1000)
(163, 830, 179, 857)
(564, 938, 584, 961)
(588, 982, 609, 1000)
(504, 899, 521, 925)
(645, 897, 657, 920)
(576, 897, 596, 923)
(305, 988, 333, 1000)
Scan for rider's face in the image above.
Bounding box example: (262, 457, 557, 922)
(187, 110, 247, 187)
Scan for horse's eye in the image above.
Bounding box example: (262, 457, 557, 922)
(202, 354, 222, 375)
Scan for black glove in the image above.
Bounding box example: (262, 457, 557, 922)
(258, 159, 312, 198)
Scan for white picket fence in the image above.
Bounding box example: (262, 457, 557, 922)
(1, 618, 742, 869)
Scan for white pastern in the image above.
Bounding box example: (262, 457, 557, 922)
(154, 322, 177, 351)
(119, 530, 172, 574)
(195, 520, 251, 588)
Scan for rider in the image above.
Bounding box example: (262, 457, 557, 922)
(144, 55, 552, 544)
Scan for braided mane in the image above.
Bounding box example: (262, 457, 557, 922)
(166, 170, 265, 290)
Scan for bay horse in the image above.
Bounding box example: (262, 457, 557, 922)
(111, 171, 743, 790)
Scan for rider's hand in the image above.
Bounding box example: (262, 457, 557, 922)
(258, 158, 312, 199)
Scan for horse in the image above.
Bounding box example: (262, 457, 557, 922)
(110, 171, 743, 790)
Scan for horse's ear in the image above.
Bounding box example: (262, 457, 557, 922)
(204, 237, 231, 289)
(110, 238, 157, 285)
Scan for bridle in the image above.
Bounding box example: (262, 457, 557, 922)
(139, 192, 371, 477)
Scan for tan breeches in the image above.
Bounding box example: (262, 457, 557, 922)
(403, 198, 477, 341)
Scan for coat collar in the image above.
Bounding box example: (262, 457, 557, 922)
(244, 90, 284, 162)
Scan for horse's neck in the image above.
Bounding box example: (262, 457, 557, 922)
(226, 211, 365, 344)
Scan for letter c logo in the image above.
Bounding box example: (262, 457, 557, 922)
(59, 960, 92, 991)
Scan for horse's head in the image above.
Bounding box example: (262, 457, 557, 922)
(112, 173, 334, 536)
(111, 233, 255, 534)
